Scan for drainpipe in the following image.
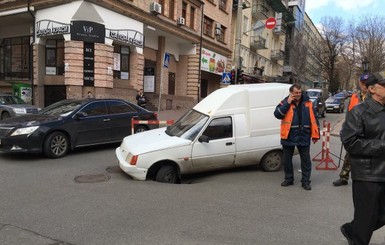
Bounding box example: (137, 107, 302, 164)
(28, 0, 35, 104)
(197, 2, 204, 102)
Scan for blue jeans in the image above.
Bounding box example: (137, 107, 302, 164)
(282, 145, 312, 184)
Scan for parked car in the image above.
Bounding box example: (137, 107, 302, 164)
(0, 98, 157, 158)
(334, 92, 348, 100)
(309, 97, 325, 118)
(116, 83, 298, 184)
(0, 93, 40, 120)
(325, 97, 345, 113)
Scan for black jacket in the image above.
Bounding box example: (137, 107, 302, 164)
(341, 97, 385, 182)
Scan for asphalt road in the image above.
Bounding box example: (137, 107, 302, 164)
(0, 110, 384, 245)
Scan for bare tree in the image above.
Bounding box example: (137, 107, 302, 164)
(312, 16, 346, 93)
(355, 15, 385, 72)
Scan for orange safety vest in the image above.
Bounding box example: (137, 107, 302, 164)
(280, 101, 320, 140)
(348, 93, 360, 111)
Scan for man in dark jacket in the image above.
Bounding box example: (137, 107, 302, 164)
(340, 71, 385, 245)
(274, 84, 320, 191)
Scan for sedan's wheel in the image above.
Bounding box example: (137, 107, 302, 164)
(260, 151, 283, 172)
(1, 111, 11, 120)
(156, 165, 178, 183)
(44, 132, 69, 158)
(134, 125, 147, 134)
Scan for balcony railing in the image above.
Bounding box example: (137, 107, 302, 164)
(250, 36, 267, 51)
(271, 50, 285, 61)
(252, 3, 268, 20)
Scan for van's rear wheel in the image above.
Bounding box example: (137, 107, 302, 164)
(156, 165, 179, 184)
(260, 151, 282, 172)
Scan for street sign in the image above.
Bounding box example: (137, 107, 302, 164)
(163, 52, 170, 68)
(265, 17, 277, 29)
(222, 72, 231, 84)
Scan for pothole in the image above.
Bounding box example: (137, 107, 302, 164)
(106, 166, 123, 173)
(74, 173, 111, 183)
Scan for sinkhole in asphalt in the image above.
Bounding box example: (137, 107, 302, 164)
(74, 173, 111, 183)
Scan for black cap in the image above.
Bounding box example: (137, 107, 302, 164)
(365, 71, 385, 87)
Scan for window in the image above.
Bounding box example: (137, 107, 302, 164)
(219, 0, 227, 11)
(217, 26, 226, 43)
(0, 36, 30, 80)
(203, 117, 232, 140)
(243, 15, 249, 34)
(45, 39, 64, 75)
(182, 2, 187, 19)
(80, 101, 107, 117)
(113, 44, 130, 80)
(190, 7, 195, 29)
(203, 16, 213, 37)
(107, 100, 136, 114)
(169, 0, 175, 19)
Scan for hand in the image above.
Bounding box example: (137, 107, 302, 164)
(312, 138, 319, 144)
(287, 93, 294, 104)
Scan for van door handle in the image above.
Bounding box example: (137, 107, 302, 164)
(226, 142, 233, 146)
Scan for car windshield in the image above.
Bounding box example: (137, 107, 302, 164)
(334, 93, 344, 98)
(326, 98, 340, 104)
(306, 91, 320, 98)
(0, 95, 26, 105)
(166, 109, 209, 140)
(38, 100, 84, 116)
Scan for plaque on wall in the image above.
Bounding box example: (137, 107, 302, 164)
(84, 43, 95, 86)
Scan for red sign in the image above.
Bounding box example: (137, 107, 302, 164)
(265, 17, 277, 29)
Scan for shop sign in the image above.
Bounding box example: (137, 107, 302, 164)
(83, 43, 95, 86)
(71, 21, 105, 44)
(36, 20, 70, 37)
(200, 48, 227, 75)
(106, 29, 144, 48)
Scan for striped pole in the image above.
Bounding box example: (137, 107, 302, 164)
(131, 119, 174, 135)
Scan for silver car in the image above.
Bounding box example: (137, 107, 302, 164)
(0, 94, 40, 120)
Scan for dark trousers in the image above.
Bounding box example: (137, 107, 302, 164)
(282, 145, 312, 184)
(339, 153, 351, 180)
(350, 181, 385, 245)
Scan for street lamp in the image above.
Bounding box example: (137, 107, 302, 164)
(362, 57, 369, 73)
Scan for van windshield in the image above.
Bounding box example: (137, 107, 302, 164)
(166, 109, 209, 140)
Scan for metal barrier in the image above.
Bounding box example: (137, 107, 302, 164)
(131, 119, 174, 134)
(313, 120, 338, 170)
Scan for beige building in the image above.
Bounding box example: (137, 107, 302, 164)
(0, 0, 233, 109)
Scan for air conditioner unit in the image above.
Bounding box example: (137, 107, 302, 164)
(215, 28, 222, 36)
(150, 2, 162, 15)
(177, 17, 185, 26)
(215, 23, 222, 30)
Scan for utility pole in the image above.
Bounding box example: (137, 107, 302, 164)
(234, 0, 243, 83)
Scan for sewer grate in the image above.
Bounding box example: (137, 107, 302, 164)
(105, 166, 123, 173)
(74, 173, 111, 183)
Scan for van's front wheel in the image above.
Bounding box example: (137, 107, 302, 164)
(260, 151, 282, 172)
(156, 165, 179, 184)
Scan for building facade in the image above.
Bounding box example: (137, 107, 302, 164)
(0, 0, 233, 109)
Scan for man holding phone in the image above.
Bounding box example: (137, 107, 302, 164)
(274, 84, 320, 190)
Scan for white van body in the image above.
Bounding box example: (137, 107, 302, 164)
(116, 83, 291, 183)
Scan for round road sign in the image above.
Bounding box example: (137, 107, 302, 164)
(265, 17, 277, 29)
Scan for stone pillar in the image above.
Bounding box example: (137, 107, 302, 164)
(187, 44, 200, 99)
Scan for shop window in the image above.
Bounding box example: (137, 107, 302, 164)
(45, 39, 64, 75)
(204, 16, 213, 37)
(0, 36, 30, 80)
(113, 44, 130, 80)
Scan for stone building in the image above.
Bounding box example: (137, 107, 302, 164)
(0, 0, 233, 109)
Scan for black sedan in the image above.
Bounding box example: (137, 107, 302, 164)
(0, 98, 157, 158)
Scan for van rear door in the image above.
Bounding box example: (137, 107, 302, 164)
(191, 116, 235, 171)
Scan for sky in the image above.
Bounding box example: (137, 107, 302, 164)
(306, 0, 385, 25)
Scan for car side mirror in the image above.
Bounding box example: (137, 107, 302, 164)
(198, 135, 210, 143)
(74, 111, 87, 120)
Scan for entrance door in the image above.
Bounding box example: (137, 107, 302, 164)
(200, 79, 208, 98)
(168, 72, 175, 95)
(44, 85, 66, 107)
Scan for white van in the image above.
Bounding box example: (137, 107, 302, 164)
(115, 83, 292, 183)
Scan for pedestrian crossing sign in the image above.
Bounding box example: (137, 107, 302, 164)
(222, 72, 231, 84)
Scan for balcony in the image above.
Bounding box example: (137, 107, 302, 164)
(271, 50, 285, 61)
(250, 36, 267, 51)
(252, 3, 268, 20)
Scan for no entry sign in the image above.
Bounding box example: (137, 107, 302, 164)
(265, 17, 277, 29)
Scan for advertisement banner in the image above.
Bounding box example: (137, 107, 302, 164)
(200, 48, 227, 75)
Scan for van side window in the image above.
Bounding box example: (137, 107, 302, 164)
(203, 117, 232, 140)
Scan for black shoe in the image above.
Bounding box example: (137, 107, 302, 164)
(340, 223, 353, 245)
(302, 183, 311, 190)
(333, 179, 348, 186)
(281, 180, 294, 187)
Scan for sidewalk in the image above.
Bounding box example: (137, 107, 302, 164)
(157, 108, 191, 121)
